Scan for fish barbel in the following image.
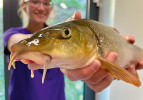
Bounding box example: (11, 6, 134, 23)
(8, 19, 143, 86)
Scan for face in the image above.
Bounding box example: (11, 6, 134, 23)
(24, 0, 52, 24)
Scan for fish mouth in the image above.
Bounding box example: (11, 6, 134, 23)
(8, 52, 52, 83)
(9, 52, 51, 70)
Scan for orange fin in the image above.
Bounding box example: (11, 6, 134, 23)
(135, 72, 139, 79)
(98, 57, 141, 87)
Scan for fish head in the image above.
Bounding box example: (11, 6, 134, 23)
(10, 20, 98, 69)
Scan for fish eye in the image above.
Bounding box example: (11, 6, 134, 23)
(62, 28, 72, 39)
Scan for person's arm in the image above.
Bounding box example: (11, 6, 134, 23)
(60, 11, 143, 92)
(7, 34, 32, 51)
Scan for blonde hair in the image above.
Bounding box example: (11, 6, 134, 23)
(17, 0, 55, 27)
(18, 0, 29, 21)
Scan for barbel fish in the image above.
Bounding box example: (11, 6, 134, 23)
(8, 19, 143, 86)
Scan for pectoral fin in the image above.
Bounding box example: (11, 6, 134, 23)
(98, 57, 141, 87)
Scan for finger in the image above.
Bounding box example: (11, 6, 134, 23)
(60, 59, 101, 81)
(86, 74, 114, 93)
(122, 35, 135, 44)
(21, 59, 42, 70)
(72, 11, 81, 20)
(106, 52, 118, 62)
(82, 67, 108, 84)
(66, 11, 81, 21)
(112, 27, 119, 33)
(27, 62, 43, 70)
(136, 61, 143, 70)
(21, 59, 31, 64)
(126, 64, 136, 75)
(126, 64, 139, 79)
(82, 52, 117, 84)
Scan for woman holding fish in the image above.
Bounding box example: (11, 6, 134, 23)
(3, 0, 143, 100)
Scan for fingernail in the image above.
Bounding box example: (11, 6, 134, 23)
(92, 60, 101, 70)
(111, 52, 118, 60)
(139, 61, 143, 65)
(125, 36, 129, 40)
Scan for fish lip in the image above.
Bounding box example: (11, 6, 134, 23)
(14, 53, 52, 70)
(27, 54, 52, 70)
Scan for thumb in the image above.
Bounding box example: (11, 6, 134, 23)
(72, 11, 82, 20)
(66, 11, 82, 21)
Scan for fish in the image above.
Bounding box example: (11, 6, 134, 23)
(8, 19, 143, 86)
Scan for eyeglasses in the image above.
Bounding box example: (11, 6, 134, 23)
(24, 0, 53, 9)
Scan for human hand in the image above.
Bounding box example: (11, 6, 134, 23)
(61, 52, 117, 92)
(61, 52, 118, 92)
(114, 30, 143, 73)
(61, 16, 143, 92)
(66, 11, 81, 21)
(61, 35, 143, 92)
(123, 36, 143, 80)
(122, 35, 143, 71)
(61, 12, 115, 92)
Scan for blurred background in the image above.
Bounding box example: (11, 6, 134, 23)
(1, 0, 143, 100)
(0, 0, 4, 100)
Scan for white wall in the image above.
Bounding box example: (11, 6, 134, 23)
(113, 0, 143, 47)
(110, 0, 143, 100)
(96, 0, 116, 100)
(99, 0, 143, 100)
(99, 0, 116, 26)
